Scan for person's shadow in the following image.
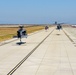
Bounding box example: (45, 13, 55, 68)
(16, 42, 26, 45)
(56, 34, 60, 36)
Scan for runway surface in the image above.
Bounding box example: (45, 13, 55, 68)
(0, 27, 76, 75)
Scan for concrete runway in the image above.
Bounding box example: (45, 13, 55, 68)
(0, 27, 76, 75)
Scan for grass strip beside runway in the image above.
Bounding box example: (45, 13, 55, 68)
(0, 26, 44, 42)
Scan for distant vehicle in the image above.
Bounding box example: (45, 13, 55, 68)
(71, 25, 76, 28)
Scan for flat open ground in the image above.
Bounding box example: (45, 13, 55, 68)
(63, 25, 76, 37)
(0, 25, 76, 75)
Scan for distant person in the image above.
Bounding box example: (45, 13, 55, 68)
(45, 26, 49, 31)
(57, 24, 62, 30)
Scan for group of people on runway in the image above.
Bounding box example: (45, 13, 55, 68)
(16, 24, 62, 44)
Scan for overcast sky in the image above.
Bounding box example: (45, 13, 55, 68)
(0, 0, 76, 24)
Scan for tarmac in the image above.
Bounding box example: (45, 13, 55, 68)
(0, 27, 76, 75)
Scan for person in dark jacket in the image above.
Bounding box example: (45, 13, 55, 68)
(57, 24, 62, 30)
(45, 26, 49, 31)
(17, 26, 27, 42)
